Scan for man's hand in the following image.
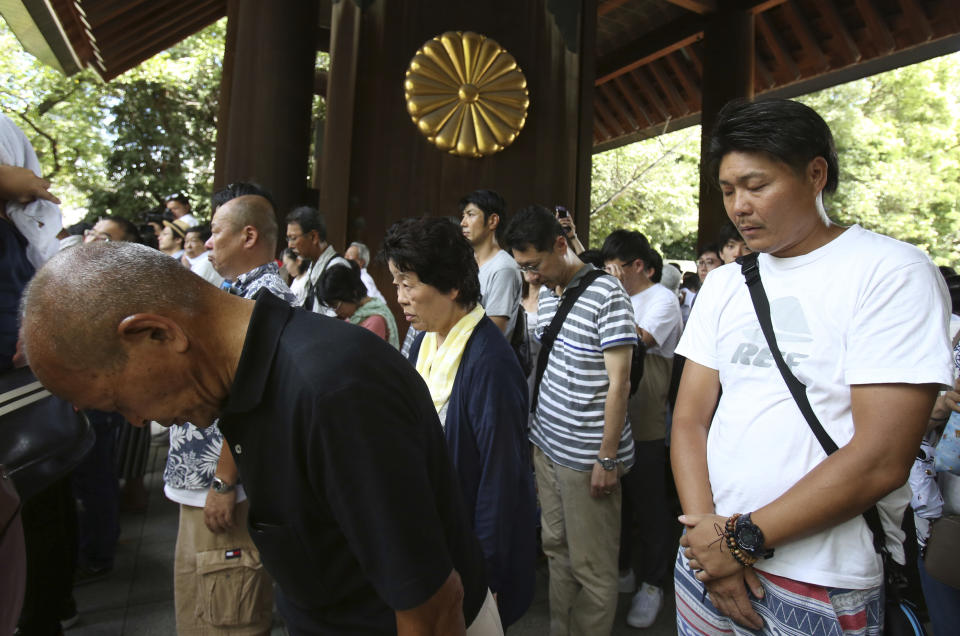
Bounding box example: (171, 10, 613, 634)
(204, 488, 237, 534)
(395, 568, 466, 635)
(703, 569, 765, 630)
(590, 462, 619, 498)
(679, 513, 742, 582)
(0, 166, 60, 204)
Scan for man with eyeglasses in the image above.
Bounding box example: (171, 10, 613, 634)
(285, 205, 350, 316)
(503, 205, 637, 635)
(601, 230, 683, 629)
(695, 244, 722, 284)
(83, 216, 140, 244)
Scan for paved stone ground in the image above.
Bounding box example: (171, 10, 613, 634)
(68, 441, 678, 635)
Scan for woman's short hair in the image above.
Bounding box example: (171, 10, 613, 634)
(380, 216, 481, 309)
(316, 261, 366, 306)
(707, 98, 839, 196)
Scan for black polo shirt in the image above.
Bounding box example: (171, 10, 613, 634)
(218, 291, 486, 634)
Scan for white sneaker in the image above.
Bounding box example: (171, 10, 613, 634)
(618, 568, 636, 593)
(626, 582, 663, 628)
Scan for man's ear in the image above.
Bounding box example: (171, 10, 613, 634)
(555, 234, 567, 254)
(117, 314, 189, 353)
(807, 156, 828, 193)
(241, 225, 259, 249)
(487, 213, 500, 231)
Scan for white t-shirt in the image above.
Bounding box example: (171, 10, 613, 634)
(631, 283, 683, 358)
(478, 249, 522, 340)
(676, 224, 953, 589)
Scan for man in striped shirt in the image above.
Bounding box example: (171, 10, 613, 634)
(504, 206, 637, 635)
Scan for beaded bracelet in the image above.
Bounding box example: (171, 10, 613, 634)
(724, 513, 758, 567)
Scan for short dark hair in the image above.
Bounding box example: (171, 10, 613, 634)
(578, 249, 604, 268)
(502, 205, 563, 253)
(717, 221, 744, 248)
(211, 182, 275, 212)
(697, 243, 720, 260)
(165, 192, 189, 206)
(185, 224, 211, 243)
(600, 229, 662, 283)
(380, 217, 481, 309)
(459, 189, 505, 221)
(286, 205, 326, 240)
(316, 260, 367, 306)
(707, 98, 839, 195)
(101, 216, 141, 243)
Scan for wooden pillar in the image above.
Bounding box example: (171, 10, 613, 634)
(213, 0, 320, 232)
(696, 4, 754, 250)
(320, 0, 594, 310)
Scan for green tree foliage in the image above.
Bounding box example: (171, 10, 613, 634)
(0, 18, 225, 224)
(590, 52, 960, 265)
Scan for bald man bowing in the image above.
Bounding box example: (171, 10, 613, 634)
(21, 243, 497, 635)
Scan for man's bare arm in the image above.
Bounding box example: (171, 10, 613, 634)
(671, 360, 720, 516)
(751, 382, 936, 546)
(395, 569, 466, 636)
(592, 344, 632, 497)
(204, 442, 240, 533)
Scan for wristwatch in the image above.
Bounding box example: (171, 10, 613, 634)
(733, 512, 774, 559)
(211, 476, 236, 494)
(596, 456, 619, 471)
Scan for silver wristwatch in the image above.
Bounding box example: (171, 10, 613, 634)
(596, 456, 619, 471)
(211, 476, 236, 494)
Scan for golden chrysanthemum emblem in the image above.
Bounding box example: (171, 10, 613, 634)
(404, 31, 529, 158)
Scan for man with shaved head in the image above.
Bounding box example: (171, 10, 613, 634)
(22, 242, 494, 635)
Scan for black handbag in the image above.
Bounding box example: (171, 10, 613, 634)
(739, 252, 927, 635)
(0, 366, 94, 501)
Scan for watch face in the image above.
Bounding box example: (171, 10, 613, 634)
(737, 525, 762, 551)
(598, 458, 616, 470)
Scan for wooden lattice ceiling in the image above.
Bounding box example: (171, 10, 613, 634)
(593, 0, 960, 150)
(6, 0, 959, 150)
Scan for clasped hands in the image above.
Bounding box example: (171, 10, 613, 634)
(680, 513, 766, 630)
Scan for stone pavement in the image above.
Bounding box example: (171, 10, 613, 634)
(67, 440, 679, 635)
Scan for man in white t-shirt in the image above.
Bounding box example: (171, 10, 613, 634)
(460, 189, 522, 339)
(673, 98, 953, 634)
(164, 192, 199, 228)
(602, 229, 683, 629)
(285, 205, 350, 316)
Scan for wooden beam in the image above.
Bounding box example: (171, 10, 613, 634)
(594, 94, 629, 137)
(629, 68, 670, 122)
(593, 110, 613, 141)
(683, 45, 702, 77)
(663, 0, 717, 15)
(854, 0, 896, 54)
(813, 0, 861, 65)
(666, 51, 701, 103)
(599, 82, 639, 130)
(783, 0, 830, 72)
(648, 58, 690, 114)
(755, 55, 776, 89)
(613, 75, 655, 127)
(598, 0, 631, 17)
(595, 14, 705, 84)
(897, 0, 934, 42)
(756, 11, 801, 82)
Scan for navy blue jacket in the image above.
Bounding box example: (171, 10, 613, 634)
(410, 316, 536, 627)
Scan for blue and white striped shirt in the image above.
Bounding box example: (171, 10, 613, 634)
(531, 265, 637, 472)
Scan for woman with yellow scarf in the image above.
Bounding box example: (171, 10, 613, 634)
(382, 216, 536, 630)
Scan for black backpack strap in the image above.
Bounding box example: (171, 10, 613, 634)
(739, 253, 886, 556)
(530, 268, 605, 412)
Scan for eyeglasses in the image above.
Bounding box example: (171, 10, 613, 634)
(697, 257, 719, 267)
(286, 233, 302, 242)
(518, 262, 542, 274)
(83, 229, 112, 242)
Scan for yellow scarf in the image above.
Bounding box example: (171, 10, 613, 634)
(415, 304, 485, 413)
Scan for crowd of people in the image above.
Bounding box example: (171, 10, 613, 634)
(3, 97, 960, 636)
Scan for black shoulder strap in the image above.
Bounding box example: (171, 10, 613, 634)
(739, 253, 886, 555)
(530, 268, 605, 412)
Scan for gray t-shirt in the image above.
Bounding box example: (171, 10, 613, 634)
(478, 249, 522, 340)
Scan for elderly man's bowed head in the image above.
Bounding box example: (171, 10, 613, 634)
(20, 242, 251, 429)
